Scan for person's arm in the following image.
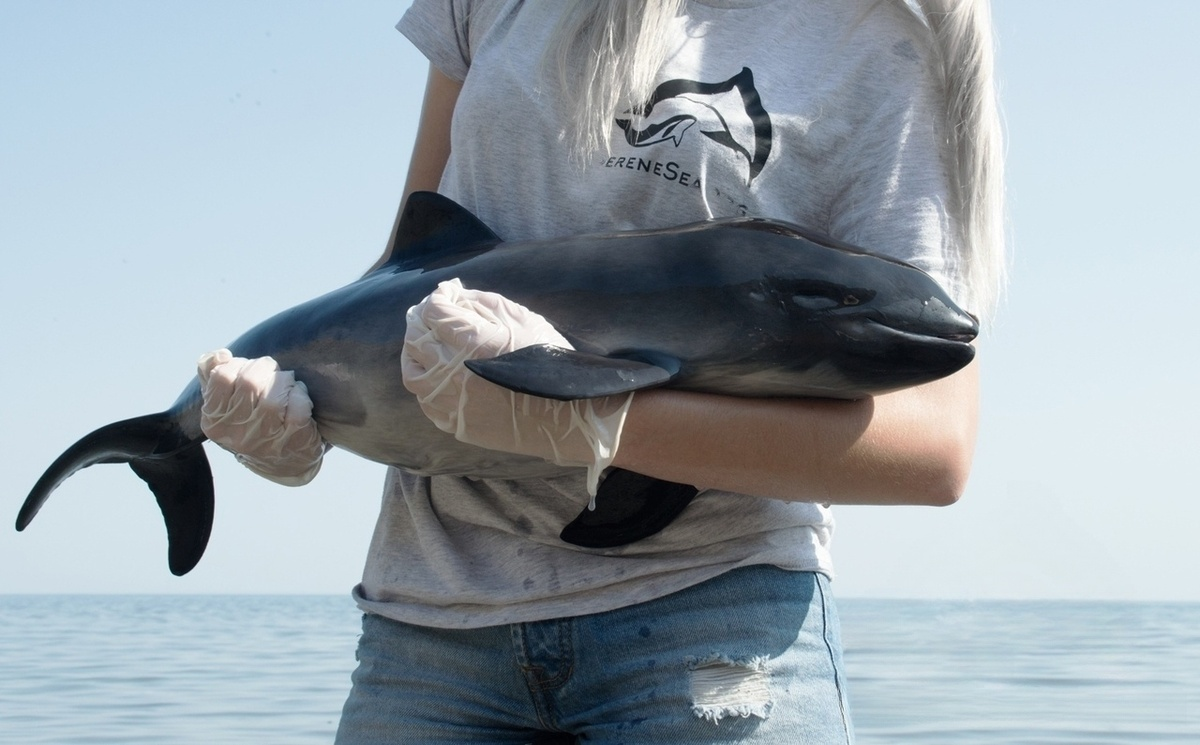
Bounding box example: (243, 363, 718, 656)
(368, 64, 463, 272)
(613, 359, 979, 506)
(402, 281, 982, 507)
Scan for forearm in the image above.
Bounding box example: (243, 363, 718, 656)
(612, 360, 980, 506)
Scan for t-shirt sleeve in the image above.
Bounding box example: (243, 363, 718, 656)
(397, 0, 475, 81)
(826, 33, 965, 308)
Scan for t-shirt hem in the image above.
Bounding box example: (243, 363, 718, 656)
(351, 558, 834, 629)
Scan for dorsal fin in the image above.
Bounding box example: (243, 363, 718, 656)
(384, 191, 502, 270)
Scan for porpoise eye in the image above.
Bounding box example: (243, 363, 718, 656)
(768, 278, 875, 311)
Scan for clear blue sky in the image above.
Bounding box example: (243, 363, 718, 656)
(2, 2, 1197, 600)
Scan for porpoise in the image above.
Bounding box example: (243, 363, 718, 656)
(17, 191, 978, 575)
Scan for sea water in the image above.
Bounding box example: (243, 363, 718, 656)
(0, 596, 1196, 743)
(841, 600, 1199, 743)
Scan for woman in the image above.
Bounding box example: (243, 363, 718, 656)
(199, 1, 1003, 741)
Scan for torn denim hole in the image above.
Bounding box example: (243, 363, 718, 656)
(687, 655, 772, 723)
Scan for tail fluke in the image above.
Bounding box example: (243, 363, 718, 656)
(17, 413, 214, 576)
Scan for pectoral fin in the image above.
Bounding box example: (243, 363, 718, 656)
(560, 470, 699, 548)
(465, 344, 679, 400)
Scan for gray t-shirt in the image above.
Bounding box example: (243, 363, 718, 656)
(353, 0, 959, 628)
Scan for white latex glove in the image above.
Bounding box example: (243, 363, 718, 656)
(402, 279, 633, 495)
(197, 349, 327, 486)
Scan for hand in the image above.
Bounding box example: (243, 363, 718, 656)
(401, 279, 633, 494)
(196, 349, 327, 486)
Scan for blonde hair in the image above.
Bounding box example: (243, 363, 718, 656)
(544, 0, 1006, 320)
(545, 0, 687, 158)
(907, 0, 1006, 318)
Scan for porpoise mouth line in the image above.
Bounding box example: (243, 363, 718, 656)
(860, 319, 977, 348)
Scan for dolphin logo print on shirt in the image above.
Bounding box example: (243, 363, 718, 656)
(615, 67, 773, 185)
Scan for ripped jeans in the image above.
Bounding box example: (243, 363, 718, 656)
(335, 566, 854, 744)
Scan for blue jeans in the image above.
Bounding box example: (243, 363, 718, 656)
(336, 566, 853, 744)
